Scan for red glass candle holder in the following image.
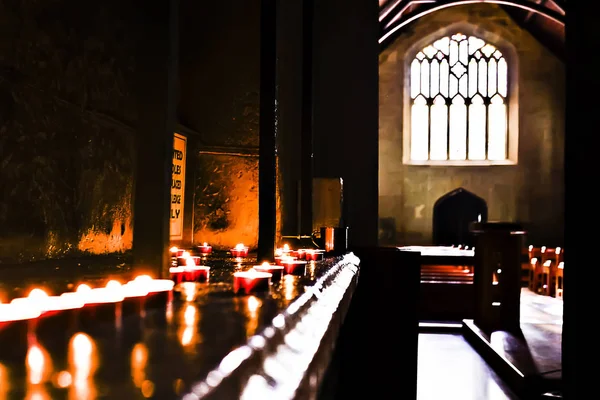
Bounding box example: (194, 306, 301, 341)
(305, 250, 325, 261)
(198, 242, 212, 255)
(170, 247, 186, 257)
(177, 256, 202, 267)
(233, 271, 272, 294)
(252, 263, 284, 282)
(230, 245, 249, 258)
(169, 266, 210, 283)
(280, 259, 308, 276)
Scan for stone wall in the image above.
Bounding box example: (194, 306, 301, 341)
(0, 0, 138, 262)
(179, 0, 262, 249)
(379, 4, 565, 246)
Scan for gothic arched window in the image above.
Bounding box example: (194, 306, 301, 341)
(408, 33, 512, 163)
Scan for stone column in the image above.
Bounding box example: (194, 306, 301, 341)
(132, 0, 179, 278)
(257, 0, 278, 262)
(564, 3, 593, 398)
(299, 0, 315, 236)
(312, 0, 379, 247)
(276, 0, 303, 237)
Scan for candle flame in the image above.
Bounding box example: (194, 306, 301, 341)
(28, 288, 49, 300)
(170, 246, 178, 253)
(235, 243, 245, 250)
(283, 244, 290, 252)
(556, 247, 561, 254)
(203, 242, 208, 247)
(261, 261, 270, 267)
(76, 284, 92, 293)
(105, 280, 121, 291)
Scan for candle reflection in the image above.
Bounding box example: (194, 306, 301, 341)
(181, 282, 197, 302)
(25, 343, 52, 400)
(283, 275, 297, 301)
(26, 343, 52, 385)
(68, 332, 97, 400)
(245, 296, 262, 338)
(178, 304, 200, 350)
(0, 363, 9, 400)
(131, 343, 148, 388)
(307, 261, 316, 280)
(25, 385, 50, 400)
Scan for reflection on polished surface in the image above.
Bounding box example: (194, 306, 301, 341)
(26, 342, 52, 400)
(179, 303, 201, 349)
(245, 296, 261, 338)
(0, 252, 339, 399)
(68, 332, 97, 400)
(418, 334, 518, 399)
(131, 343, 148, 388)
(283, 275, 298, 301)
(0, 363, 9, 400)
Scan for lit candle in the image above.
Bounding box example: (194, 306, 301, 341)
(169, 266, 185, 283)
(304, 249, 325, 261)
(280, 258, 308, 276)
(198, 242, 212, 255)
(275, 254, 297, 264)
(169, 266, 209, 283)
(233, 270, 272, 294)
(170, 246, 185, 257)
(296, 249, 306, 260)
(252, 262, 284, 282)
(177, 255, 202, 267)
(230, 243, 249, 258)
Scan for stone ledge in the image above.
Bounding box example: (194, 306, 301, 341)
(181, 253, 360, 400)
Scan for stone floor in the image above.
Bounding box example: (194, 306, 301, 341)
(418, 288, 563, 400)
(418, 333, 519, 400)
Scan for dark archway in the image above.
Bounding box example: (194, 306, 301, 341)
(432, 188, 487, 247)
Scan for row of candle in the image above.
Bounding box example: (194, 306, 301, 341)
(0, 275, 174, 325)
(171, 242, 326, 260)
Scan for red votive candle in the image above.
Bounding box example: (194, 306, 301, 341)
(280, 259, 308, 276)
(198, 242, 212, 255)
(169, 266, 210, 283)
(230, 243, 249, 258)
(177, 256, 202, 267)
(305, 249, 325, 261)
(233, 270, 272, 294)
(253, 262, 284, 282)
(170, 246, 186, 257)
(186, 266, 210, 283)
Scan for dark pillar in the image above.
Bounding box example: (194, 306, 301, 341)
(276, 0, 303, 238)
(338, 247, 420, 398)
(299, 0, 314, 236)
(470, 222, 525, 333)
(257, 0, 278, 262)
(312, 0, 379, 247)
(564, 3, 594, 398)
(132, 0, 179, 278)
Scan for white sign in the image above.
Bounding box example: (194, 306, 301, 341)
(170, 133, 186, 240)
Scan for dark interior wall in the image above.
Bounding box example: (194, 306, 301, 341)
(0, 0, 140, 262)
(178, 0, 262, 249)
(312, 0, 380, 247)
(378, 4, 565, 247)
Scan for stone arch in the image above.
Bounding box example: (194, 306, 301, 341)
(432, 187, 487, 246)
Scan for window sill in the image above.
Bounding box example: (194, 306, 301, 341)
(403, 160, 518, 167)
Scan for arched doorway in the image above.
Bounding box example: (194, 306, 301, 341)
(432, 187, 487, 247)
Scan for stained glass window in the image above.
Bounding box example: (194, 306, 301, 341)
(409, 33, 509, 162)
